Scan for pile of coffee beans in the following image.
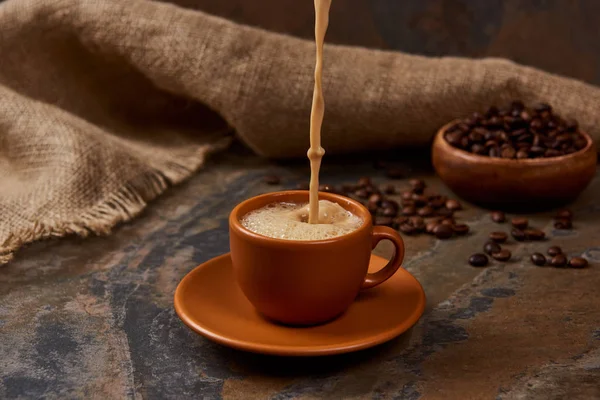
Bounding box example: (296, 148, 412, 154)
(325, 177, 471, 241)
(444, 101, 587, 159)
(264, 171, 590, 270)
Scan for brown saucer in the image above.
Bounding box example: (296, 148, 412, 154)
(174, 253, 426, 356)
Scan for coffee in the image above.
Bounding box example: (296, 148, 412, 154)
(241, 199, 363, 241)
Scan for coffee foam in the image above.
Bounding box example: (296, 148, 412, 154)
(240, 200, 363, 241)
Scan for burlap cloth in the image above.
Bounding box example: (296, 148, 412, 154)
(1, 0, 599, 265)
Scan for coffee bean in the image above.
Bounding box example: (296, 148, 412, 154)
(469, 253, 489, 267)
(554, 218, 572, 230)
(445, 199, 462, 211)
(511, 228, 527, 241)
(453, 224, 470, 235)
(433, 224, 453, 239)
(555, 209, 573, 219)
(492, 249, 511, 262)
(383, 184, 396, 195)
(511, 217, 529, 230)
(501, 147, 516, 159)
(547, 246, 562, 257)
(530, 253, 547, 266)
(524, 228, 545, 241)
(401, 206, 416, 216)
(385, 167, 404, 179)
(264, 175, 281, 185)
(412, 194, 428, 206)
(402, 199, 415, 207)
(516, 150, 529, 159)
(418, 206, 434, 217)
(491, 211, 506, 223)
(489, 231, 508, 243)
(382, 207, 397, 217)
(369, 193, 382, 205)
(440, 218, 455, 226)
(568, 257, 588, 269)
(367, 201, 379, 214)
(428, 196, 446, 209)
(392, 216, 408, 229)
(375, 216, 394, 227)
(401, 191, 413, 201)
(425, 221, 439, 234)
(399, 223, 418, 235)
(355, 188, 369, 199)
(409, 179, 426, 194)
(381, 199, 399, 211)
(484, 241, 501, 255)
(550, 254, 567, 268)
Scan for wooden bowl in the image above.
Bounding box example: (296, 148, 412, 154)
(432, 121, 597, 209)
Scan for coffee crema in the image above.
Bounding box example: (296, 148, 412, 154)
(241, 200, 363, 241)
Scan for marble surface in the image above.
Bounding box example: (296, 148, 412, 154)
(1, 145, 599, 399)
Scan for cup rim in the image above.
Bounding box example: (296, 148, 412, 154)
(436, 120, 595, 166)
(229, 190, 372, 247)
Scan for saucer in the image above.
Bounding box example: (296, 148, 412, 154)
(174, 253, 426, 356)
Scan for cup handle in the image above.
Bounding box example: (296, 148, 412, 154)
(361, 226, 405, 290)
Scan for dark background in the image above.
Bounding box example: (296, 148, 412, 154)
(165, 0, 600, 86)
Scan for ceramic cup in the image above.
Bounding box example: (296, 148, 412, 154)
(229, 190, 405, 326)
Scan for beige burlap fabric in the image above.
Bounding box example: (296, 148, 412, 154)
(1, 0, 599, 264)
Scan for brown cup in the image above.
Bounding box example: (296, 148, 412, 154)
(229, 190, 405, 326)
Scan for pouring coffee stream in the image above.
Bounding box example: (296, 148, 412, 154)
(307, 0, 331, 224)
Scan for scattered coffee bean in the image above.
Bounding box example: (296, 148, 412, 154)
(484, 241, 501, 255)
(401, 206, 416, 216)
(383, 184, 396, 195)
(425, 221, 438, 234)
(428, 196, 446, 209)
(418, 206, 434, 217)
(568, 257, 588, 269)
(392, 216, 408, 229)
(375, 216, 394, 227)
(492, 249, 512, 262)
(547, 246, 562, 257)
(555, 209, 573, 219)
(530, 253, 547, 266)
(440, 218, 455, 226)
(550, 254, 567, 268)
(369, 193, 382, 205)
(453, 224, 470, 235)
(409, 179, 426, 194)
(433, 224, 453, 239)
(524, 228, 545, 241)
(445, 199, 462, 211)
(445, 102, 586, 159)
(469, 253, 489, 267)
(399, 223, 418, 235)
(512, 228, 527, 241)
(264, 175, 281, 185)
(491, 211, 506, 223)
(511, 217, 529, 230)
(367, 201, 378, 214)
(355, 188, 369, 199)
(554, 218, 572, 229)
(382, 207, 397, 217)
(381, 199, 399, 211)
(489, 231, 508, 243)
(401, 191, 413, 201)
(385, 167, 404, 179)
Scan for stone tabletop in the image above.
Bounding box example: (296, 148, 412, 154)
(1, 143, 599, 399)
